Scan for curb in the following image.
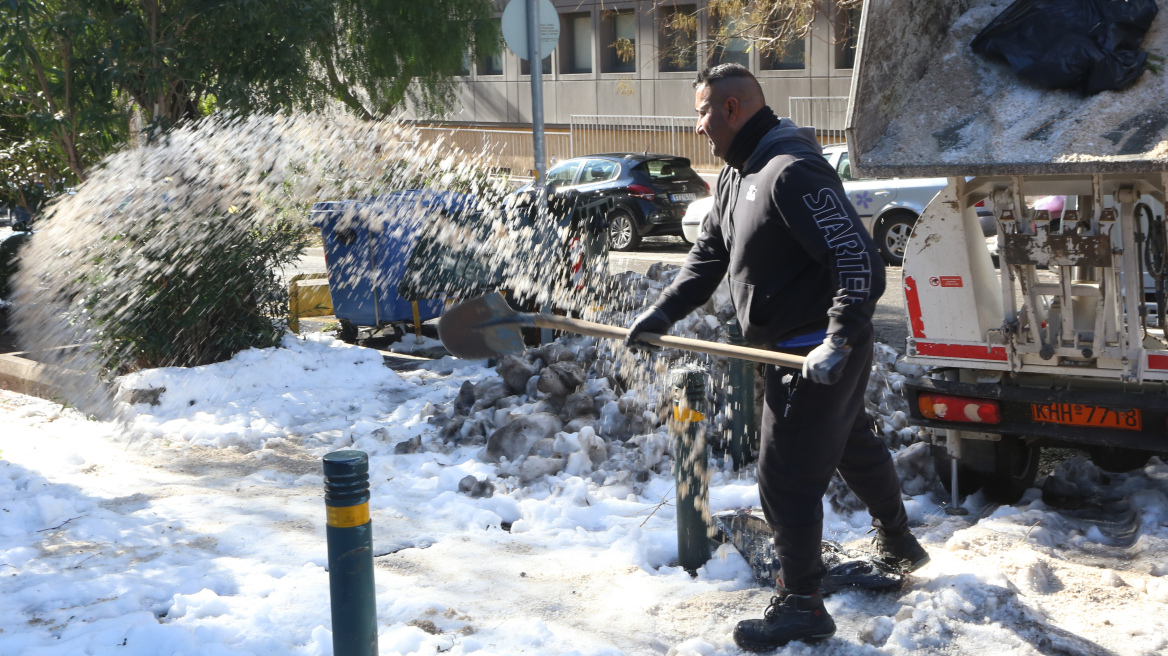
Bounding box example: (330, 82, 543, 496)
(0, 350, 108, 403)
(0, 351, 61, 399)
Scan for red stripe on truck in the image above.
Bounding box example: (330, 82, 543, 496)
(916, 342, 1008, 361)
(1148, 354, 1168, 370)
(904, 276, 926, 338)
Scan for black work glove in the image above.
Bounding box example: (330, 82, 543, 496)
(802, 336, 851, 385)
(625, 306, 673, 350)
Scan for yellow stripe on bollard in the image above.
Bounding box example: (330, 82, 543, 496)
(327, 503, 370, 528)
(673, 406, 706, 423)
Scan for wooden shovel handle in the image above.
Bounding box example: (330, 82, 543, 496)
(531, 314, 806, 368)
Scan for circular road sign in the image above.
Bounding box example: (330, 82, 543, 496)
(501, 0, 559, 61)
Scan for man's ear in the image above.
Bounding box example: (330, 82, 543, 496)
(725, 96, 740, 123)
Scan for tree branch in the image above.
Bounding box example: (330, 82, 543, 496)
(315, 39, 374, 121)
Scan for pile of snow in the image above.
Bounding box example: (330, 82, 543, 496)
(11, 265, 1166, 654)
(5, 343, 1168, 654)
(118, 333, 470, 450)
(862, 0, 1168, 169)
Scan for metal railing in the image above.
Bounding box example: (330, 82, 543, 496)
(788, 97, 849, 146)
(569, 115, 719, 171)
(413, 98, 847, 179)
(414, 127, 572, 179)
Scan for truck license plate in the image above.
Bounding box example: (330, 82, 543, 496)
(1031, 402, 1142, 431)
(671, 193, 697, 202)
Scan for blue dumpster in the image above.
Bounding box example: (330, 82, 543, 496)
(309, 191, 475, 337)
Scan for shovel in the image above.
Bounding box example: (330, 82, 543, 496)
(437, 292, 805, 368)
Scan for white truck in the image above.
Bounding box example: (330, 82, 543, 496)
(848, 0, 1168, 503)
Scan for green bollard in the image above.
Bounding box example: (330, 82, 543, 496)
(323, 450, 378, 656)
(669, 366, 712, 572)
(725, 319, 757, 471)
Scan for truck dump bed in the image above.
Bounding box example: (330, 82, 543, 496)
(846, 0, 1168, 178)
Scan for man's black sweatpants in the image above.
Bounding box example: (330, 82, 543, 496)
(757, 323, 909, 594)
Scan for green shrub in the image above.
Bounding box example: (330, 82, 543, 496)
(83, 208, 308, 373)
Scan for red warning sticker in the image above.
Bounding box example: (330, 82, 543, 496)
(938, 276, 963, 288)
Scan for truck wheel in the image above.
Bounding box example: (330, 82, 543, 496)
(337, 318, 358, 344)
(934, 455, 982, 497)
(607, 209, 641, 252)
(981, 436, 1040, 505)
(1087, 446, 1152, 472)
(875, 212, 916, 266)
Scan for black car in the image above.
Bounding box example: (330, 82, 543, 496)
(514, 153, 710, 251)
(0, 220, 32, 301)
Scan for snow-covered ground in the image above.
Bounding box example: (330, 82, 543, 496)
(2, 334, 1167, 656)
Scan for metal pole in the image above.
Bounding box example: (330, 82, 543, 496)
(670, 366, 712, 572)
(323, 450, 378, 656)
(943, 432, 968, 516)
(527, 0, 545, 189)
(725, 319, 756, 470)
(527, 0, 555, 345)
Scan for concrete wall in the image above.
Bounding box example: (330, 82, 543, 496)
(404, 0, 855, 126)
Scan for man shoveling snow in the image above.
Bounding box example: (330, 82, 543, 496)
(626, 63, 929, 652)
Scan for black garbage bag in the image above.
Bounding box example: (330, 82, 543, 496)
(712, 510, 906, 595)
(971, 0, 1159, 94)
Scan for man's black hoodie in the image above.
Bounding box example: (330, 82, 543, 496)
(653, 107, 885, 348)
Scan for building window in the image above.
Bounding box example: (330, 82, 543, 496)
(521, 55, 552, 75)
(457, 51, 471, 76)
(707, 12, 749, 68)
(761, 37, 805, 70)
(835, 6, 861, 69)
(477, 18, 504, 75)
(601, 10, 636, 73)
(658, 4, 697, 72)
(560, 12, 592, 74)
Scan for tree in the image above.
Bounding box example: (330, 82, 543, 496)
(0, 0, 125, 184)
(1, 0, 500, 186)
(92, 0, 499, 128)
(310, 0, 501, 120)
(657, 0, 862, 69)
(91, 0, 325, 130)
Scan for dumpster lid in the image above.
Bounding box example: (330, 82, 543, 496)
(308, 190, 476, 228)
(847, 0, 1168, 178)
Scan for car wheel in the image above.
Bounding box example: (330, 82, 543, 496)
(875, 212, 916, 266)
(607, 209, 641, 252)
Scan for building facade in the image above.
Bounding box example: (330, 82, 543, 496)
(407, 0, 859, 128)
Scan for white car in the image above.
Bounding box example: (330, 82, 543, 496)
(681, 196, 714, 245)
(682, 149, 993, 265)
(822, 145, 956, 266)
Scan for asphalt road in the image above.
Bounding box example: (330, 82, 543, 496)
(293, 236, 910, 352)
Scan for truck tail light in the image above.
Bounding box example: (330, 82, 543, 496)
(918, 393, 1000, 424)
(628, 184, 656, 200)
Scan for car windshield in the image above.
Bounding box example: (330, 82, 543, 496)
(636, 158, 697, 181)
(827, 150, 869, 182)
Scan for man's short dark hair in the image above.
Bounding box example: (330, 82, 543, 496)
(693, 63, 757, 89)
